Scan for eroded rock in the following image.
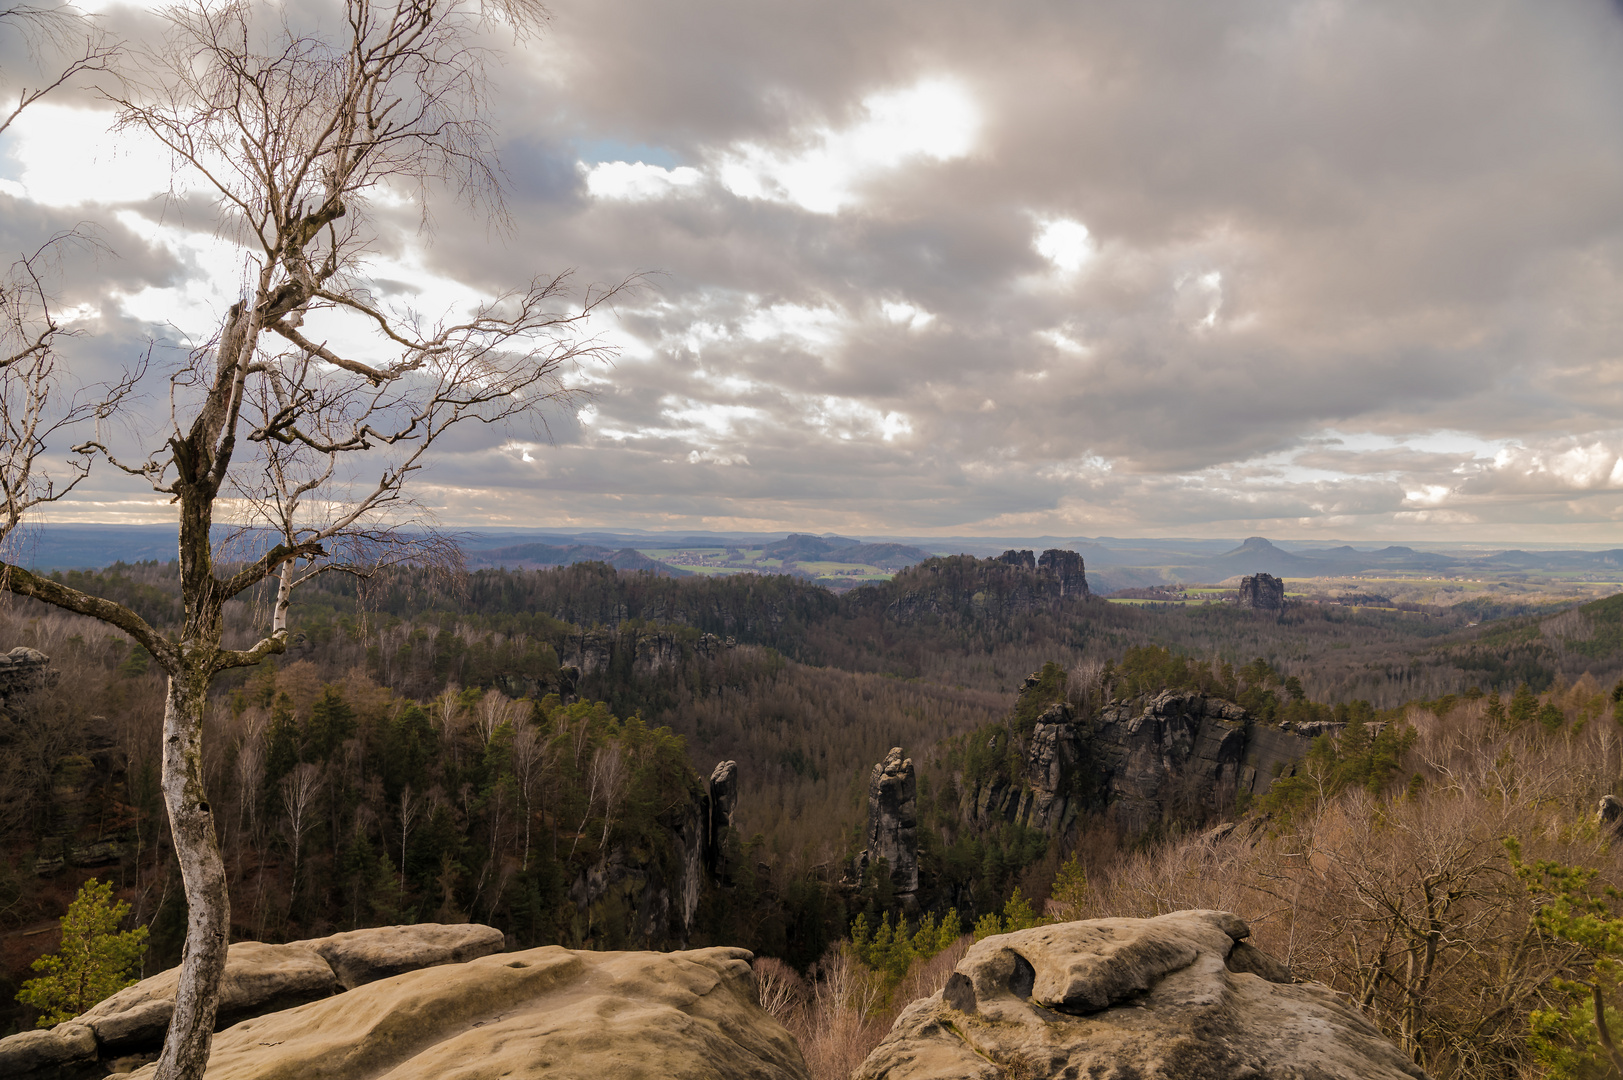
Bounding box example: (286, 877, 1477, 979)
(77, 940, 340, 1055)
(856, 910, 1428, 1080)
(125, 945, 808, 1080)
(0, 1022, 97, 1080)
(854, 747, 918, 896)
(291, 923, 505, 990)
(1240, 572, 1287, 611)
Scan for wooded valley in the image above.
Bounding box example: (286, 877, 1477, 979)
(4, 551, 1623, 1079)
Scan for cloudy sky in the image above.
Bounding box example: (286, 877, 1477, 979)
(5, 0, 1623, 541)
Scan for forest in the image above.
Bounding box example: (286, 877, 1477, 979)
(4, 552, 1623, 1079)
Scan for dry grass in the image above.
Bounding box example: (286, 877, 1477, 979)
(756, 936, 972, 1080)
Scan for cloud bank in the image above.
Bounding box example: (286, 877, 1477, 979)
(5, 0, 1623, 540)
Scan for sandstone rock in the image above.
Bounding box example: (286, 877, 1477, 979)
(291, 923, 505, 990)
(856, 911, 1428, 1080)
(963, 689, 1315, 838)
(0, 1022, 97, 1080)
(1037, 548, 1090, 598)
(857, 747, 918, 895)
(77, 940, 340, 1055)
(125, 946, 808, 1080)
(0, 646, 55, 707)
(1240, 572, 1287, 611)
(1599, 794, 1623, 837)
(997, 549, 1037, 570)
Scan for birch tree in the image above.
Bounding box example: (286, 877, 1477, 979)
(0, 0, 620, 1076)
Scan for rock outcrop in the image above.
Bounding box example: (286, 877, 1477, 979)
(961, 688, 1316, 838)
(0, 924, 504, 1079)
(877, 551, 1089, 625)
(0, 646, 52, 705)
(1600, 794, 1623, 837)
(1240, 572, 1287, 611)
(559, 755, 742, 950)
(856, 911, 1428, 1080)
(707, 759, 739, 876)
(851, 748, 919, 897)
(124, 945, 807, 1080)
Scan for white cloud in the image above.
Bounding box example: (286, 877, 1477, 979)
(582, 160, 703, 201)
(1032, 217, 1094, 274)
(718, 77, 979, 214)
(880, 300, 935, 329)
(0, 104, 171, 207)
(740, 302, 846, 348)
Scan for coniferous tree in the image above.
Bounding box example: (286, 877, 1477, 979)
(17, 879, 149, 1025)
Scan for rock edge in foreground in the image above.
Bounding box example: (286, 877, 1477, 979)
(856, 909, 1431, 1080)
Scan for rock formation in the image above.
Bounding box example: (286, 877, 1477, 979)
(564, 758, 739, 946)
(1599, 794, 1623, 837)
(0, 924, 504, 1079)
(1239, 572, 1287, 612)
(0, 646, 52, 705)
(852, 748, 919, 897)
(125, 944, 806, 1080)
(960, 687, 1316, 838)
(1037, 547, 1090, 598)
(879, 550, 1089, 625)
(856, 911, 1429, 1080)
(708, 760, 739, 861)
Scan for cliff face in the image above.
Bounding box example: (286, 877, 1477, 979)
(566, 758, 739, 949)
(958, 686, 1316, 838)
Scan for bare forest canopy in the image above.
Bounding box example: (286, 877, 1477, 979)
(2, 552, 1623, 1065)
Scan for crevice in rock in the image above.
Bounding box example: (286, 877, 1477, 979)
(1008, 952, 1035, 999)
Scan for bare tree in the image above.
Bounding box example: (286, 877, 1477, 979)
(592, 742, 626, 852)
(475, 688, 518, 745)
(510, 722, 551, 871)
(397, 782, 421, 892)
(0, 1, 118, 137)
(280, 761, 323, 898)
(0, 0, 623, 1076)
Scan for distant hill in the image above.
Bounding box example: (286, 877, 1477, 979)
(464, 543, 690, 576)
(760, 533, 932, 571)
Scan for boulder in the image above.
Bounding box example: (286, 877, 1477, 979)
(290, 923, 505, 990)
(125, 946, 809, 1080)
(77, 940, 340, 1055)
(855, 910, 1429, 1080)
(0, 1023, 98, 1080)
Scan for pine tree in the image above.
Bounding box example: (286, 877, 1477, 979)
(1049, 853, 1089, 921)
(17, 879, 149, 1025)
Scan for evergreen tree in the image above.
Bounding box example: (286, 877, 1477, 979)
(1049, 853, 1089, 921)
(1510, 683, 1539, 728)
(17, 879, 149, 1025)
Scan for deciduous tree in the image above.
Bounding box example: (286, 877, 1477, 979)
(0, 0, 622, 1075)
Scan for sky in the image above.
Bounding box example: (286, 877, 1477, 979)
(4, 0, 1623, 542)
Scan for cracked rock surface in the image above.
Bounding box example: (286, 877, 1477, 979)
(855, 910, 1430, 1080)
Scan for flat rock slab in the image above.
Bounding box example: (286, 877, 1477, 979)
(78, 941, 340, 1054)
(290, 923, 506, 989)
(125, 945, 809, 1080)
(856, 909, 1431, 1080)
